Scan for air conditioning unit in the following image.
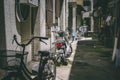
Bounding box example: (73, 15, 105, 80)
(20, 0, 38, 7)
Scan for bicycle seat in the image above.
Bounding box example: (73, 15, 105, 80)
(38, 51, 50, 57)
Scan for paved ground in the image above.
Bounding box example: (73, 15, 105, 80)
(28, 40, 78, 80)
(56, 41, 78, 80)
(69, 39, 120, 80)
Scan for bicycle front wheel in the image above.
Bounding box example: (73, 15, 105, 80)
(43, 59, 56, 80)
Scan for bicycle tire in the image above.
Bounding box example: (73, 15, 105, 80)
(61, 56, 68, 65)
(42, 59, 56, 80)
(7, 76, 24, 80)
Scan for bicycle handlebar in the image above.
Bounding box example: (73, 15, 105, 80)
(13, 35, 48, 47)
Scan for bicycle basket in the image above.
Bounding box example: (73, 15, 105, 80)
(0, 50, 28, 70)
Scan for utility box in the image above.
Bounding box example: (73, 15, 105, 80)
(20, 0, 38, 7)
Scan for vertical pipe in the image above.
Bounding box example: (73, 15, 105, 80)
(40, 0, 46, 37)
(112, 0, 119, 61)
(50, 0, 55, 48)
(40, 0, 46, 51)
(72, 4, 76, 33)
(63, 0, 66, 31)
(91, 0, 94, 32)
(53, 0, 55, 24)
(66, 0, 69, 29)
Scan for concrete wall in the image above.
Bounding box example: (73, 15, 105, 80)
(3, 0, 21, 50)
(0, 0, 68, 62)
(0, 0, 6, 50)
(0, 0, 22, 67)
(0, 0, 33, 62)
(60, 0, 66, 31)
(32, 7, 40, 56)
(40, 0, 49, 51)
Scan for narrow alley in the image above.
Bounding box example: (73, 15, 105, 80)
(0, 0, 120, 80)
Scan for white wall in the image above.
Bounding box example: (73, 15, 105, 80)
(4, 0, 33, 63)
(59, 0, 66, 31)
(40, 0, 48, 50)
(4, 0, 21, 50)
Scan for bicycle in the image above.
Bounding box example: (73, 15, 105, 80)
(1, 35, 56, 80)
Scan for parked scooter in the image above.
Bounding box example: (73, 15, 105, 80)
(53, 30, 72, 65)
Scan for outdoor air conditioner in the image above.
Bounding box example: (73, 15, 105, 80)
(20, 0, 38, 7)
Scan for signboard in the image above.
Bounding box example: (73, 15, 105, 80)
(83, 12, 90, 18)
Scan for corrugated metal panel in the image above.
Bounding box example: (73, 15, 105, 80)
(46, 0, 64, 27)
(55, 0, 63, 17)
(46, 10, 53, 28)
(46, 0, 53, 28)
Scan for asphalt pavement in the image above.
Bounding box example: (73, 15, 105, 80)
(69, 39, 120, 80)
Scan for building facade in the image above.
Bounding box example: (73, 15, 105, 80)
(0, 0, 85, 66)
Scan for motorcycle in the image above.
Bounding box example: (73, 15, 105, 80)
(53, 30, 73, 65)
(55, 39, 68, 65)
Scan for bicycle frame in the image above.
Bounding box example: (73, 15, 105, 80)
(1, 35, 54, 80)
